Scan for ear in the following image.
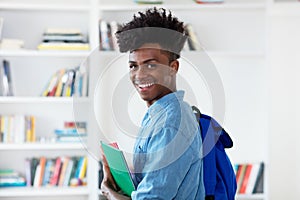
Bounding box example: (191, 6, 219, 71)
(169, 60, 179, 76)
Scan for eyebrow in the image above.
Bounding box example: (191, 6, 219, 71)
(128, 58, 157, 64)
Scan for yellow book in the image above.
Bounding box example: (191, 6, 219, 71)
(30, 116, 36, 142)
(25, 116, 31, 142)
(78, 156, 87, 179)
(55, 69, 66, 97)
(37, 42, 90, 51)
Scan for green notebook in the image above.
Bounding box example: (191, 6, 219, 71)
(100, 141, 136, 196)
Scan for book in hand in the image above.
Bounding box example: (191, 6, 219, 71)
(100, 141, 136, 196)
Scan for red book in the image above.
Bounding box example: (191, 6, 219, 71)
(50, 157, 62, 186)
(239, 164, 253, 194)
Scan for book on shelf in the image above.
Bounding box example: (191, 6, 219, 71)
(0, 115, 36, 143)
(42, 65, 88, 97)
(49, 157, 62, 186)
(42, 158, 55, 186)
(0, 60, 14, 96)
(58, 157, 70, 186)
(99, 20, 121, 51)
(37, 28, 89, 51)
(0, 169, 26, 187)
(235, 162, 264, 194)
(37, 42, 90, 51)
(184, 24, 201, 51)
(25, 156, 87, 187)
(239, 164, 252, 194)
(53, 121, 87, 143)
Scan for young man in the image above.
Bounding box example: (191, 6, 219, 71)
(101, 7, 205, 200)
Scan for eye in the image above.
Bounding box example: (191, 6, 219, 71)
(129, 65, 138, 71)
(146, 63, 157, 69)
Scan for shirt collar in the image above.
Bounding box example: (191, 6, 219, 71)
(147, 90, 185, 118)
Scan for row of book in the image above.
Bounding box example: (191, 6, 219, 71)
(37, 28, 90, 51)
(98, 20, 201, 51)
(0, 60, 13, 96)
(235, 162, 264, 194)
(42, 65, 88, 97)
(24, 156, 87, 187)
(0, 115, 36, 143)
(0, 169, 26, 187)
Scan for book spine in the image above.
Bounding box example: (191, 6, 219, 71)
(24, 158, 31, 186)
(38, 157, 46, 187)
(58, 157, 70, 186)
(239, 164, 252, 194)
(50, 157, 62, 186)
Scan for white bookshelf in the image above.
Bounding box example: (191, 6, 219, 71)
(0, 0, 271, 199)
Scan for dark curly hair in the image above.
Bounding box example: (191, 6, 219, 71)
(116, 7, 187, 60)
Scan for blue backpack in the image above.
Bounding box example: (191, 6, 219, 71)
(192, 106, 237, 200)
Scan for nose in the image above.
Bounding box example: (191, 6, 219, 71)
(132, 66, 148, 79)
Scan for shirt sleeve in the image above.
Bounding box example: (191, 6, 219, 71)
(131, 127, 201, 200)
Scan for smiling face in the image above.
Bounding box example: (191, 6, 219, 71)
(129, 43, 179, 107)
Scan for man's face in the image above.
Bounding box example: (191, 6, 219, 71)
(129, 43, 178, 106)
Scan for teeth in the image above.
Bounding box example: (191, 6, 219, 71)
(139, 83, 154, 88)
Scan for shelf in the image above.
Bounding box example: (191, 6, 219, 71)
(0, 186, 89, 197)
(0, 97, 89, 104)
(0, 143, 86, 150)
(99, 0, 266, 11)
(0, 50, 91, 58)
(236, 193, 266, 199)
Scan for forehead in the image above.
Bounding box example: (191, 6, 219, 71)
(129, 43, 169, 63)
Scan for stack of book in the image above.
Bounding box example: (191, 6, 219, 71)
(37, 28, 90, 51)
(41, 65, 88, 97)
(0, 115, 36, 143)
(0, 169, 26, 187)
(24, 156, 87, 187)
(54, 121, 87, 143)
(235, 162, 264, 195)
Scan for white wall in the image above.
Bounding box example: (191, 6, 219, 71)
(268, 14, 300, 200)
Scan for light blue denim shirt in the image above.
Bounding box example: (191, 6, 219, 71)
(131, 90, 205, 200)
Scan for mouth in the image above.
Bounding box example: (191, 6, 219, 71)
(134, 81, 155, 92)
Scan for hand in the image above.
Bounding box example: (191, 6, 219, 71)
(101, 181, 131, 200)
